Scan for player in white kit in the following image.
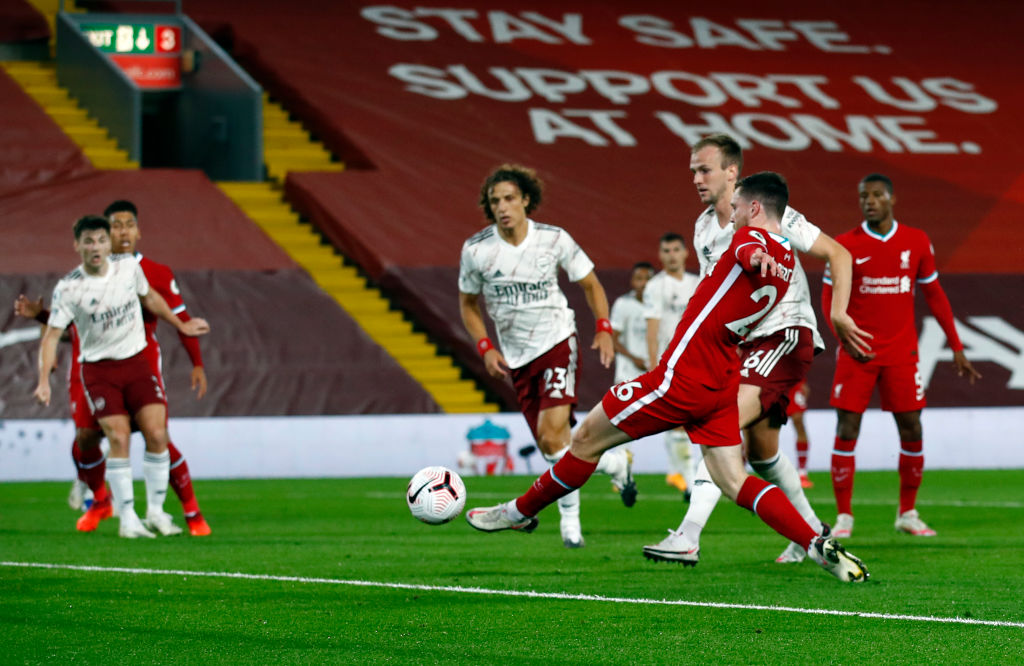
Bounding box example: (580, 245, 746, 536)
(643, 135, 871, 565)
(610, 261, 654, 464)
(459, 165, 635, 549)
(35, 215, 210, 538)
(643, 233, 701, 497)
(610, 262, 653, 387)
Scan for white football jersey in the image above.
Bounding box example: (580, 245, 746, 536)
(694, 205, 824, 350)
(49, 254, 150, 362)
(693, 206, 736, 279)
(458, 219, 594, 369)
(642, 270, 700, 354)
(609, 291, 648, 383)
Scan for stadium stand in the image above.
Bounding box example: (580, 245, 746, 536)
(0, 0, 49, 58)
(180, 0, 1024, 412)
(4, 0, 1023, 419)
(0, 82, 442, 416)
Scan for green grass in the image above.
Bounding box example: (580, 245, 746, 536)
(2, 470, 1023, 663)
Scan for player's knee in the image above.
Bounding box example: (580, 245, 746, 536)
(535, 429, 567, 456)
(836, 412, 862, 440)
(76, 428, 103, 450)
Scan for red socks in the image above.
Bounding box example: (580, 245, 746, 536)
(72, 440, 109, 502)
(736, 476, 817, 549)
(795, 437, 809, 471)
(516, 451, 597, 517)
(167, 442, 200, 516)
(898, 440, 924, 514)
(831, 437, 857, 515)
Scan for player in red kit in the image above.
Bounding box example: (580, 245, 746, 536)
(468, 172, 869, 582)
(15, 200, 212, 536)
(823, 174, 980, 538)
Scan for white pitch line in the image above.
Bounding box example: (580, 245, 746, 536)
(3, 561, 1022, 629)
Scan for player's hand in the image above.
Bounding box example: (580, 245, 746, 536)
(191, 366, 208, 399)
(34, 381, 51, 406)
(631, 355, 646, 372)
(182, 317, 211, 336)
(483, 349, 509, 380)
(953, 350, 981, 385)
(750, 249, 781, 278)
(832, 312, 875, 360)
(593, 330, 614, 368)
(14, 294, 43, 319)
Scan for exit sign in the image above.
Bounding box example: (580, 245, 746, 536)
(81, 23, 181, 55)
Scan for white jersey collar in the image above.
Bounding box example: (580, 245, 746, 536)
(861, 219, 899, 242)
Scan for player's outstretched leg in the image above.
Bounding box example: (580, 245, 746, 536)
(465, 501, 540, 533)
(807, 536, 869, 582)
(751, 452, 825, 564)
(167, 442, 211, 536)
(467, 450, 600, 537)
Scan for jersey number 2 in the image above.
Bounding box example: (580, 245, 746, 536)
(725, 286, 778, 338)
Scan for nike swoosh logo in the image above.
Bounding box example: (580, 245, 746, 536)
(855, 257, 871, 265)
(407, 480, 432, 503)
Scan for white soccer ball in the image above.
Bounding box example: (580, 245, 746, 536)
(406, 466, 467, 525)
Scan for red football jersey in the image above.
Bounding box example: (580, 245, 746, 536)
(825, 221, 936, 365)
(657, 226, 795, 389)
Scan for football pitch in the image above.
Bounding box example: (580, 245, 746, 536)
(2, 470, 1023, 663)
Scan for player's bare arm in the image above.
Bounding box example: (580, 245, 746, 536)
(806, 233, 873, 358)
(576, 271, 614, 368)
(611, 330, 645, 372)
(458, 291, 509, 379)
(141, 289, 210, 337)
(34, 325, 63, 406)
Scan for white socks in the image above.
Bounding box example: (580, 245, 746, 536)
(676, 458, 722, 542)
(750, 452, 823, 533)
(142, 450, 171, 517)
(106, 457, 137, 522)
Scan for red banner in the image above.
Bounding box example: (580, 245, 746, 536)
(109, 53, 180, 88)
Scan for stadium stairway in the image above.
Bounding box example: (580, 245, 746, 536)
(230, 96, 495, 412)
(0, 60, 137, 170)
(217, 182, 496, 414)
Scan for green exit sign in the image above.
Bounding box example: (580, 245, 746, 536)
(82, 23, 155, 54)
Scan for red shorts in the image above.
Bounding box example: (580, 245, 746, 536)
(81, 351, 167, 421)
(829, 355, 926, 413)
(71, 355, 166, 430)
(739, 327, 814, 425)
(603, 368, 741, 448)
(785, 380, 809, 417)
(510, 335, 581, 440)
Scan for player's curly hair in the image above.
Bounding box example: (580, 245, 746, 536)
(479, 164, 544, 223)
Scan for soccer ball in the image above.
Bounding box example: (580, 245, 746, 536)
(406, 466, 466, 525)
